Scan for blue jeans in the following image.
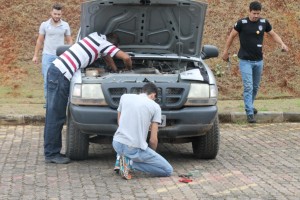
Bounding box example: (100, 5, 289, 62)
(239, 59, 264, 115)
(44, 64, 70, 158)
(42, 54, 57, 99)
(113, 140, 173, 177)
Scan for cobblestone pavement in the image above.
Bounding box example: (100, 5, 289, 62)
(0, 123, 299, 200)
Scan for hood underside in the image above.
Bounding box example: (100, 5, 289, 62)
(80, 0, 207, 57)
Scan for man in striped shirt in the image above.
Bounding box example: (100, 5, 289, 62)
(44, 32, 132, 164)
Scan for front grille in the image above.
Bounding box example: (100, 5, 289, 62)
(166, 88, 183, 95)
(130, 87, 143, 94)
(102, 83, 189, 109)
(109, 88, 127, 105)
(166, 97, 180, 104)
(165, 88, 184, 105)
(109, 88, 127, 95)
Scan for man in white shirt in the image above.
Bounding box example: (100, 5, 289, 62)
(32, 3, 72, 106)
(113, 82, 173, 180)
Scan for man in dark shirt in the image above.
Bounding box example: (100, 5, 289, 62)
(222, 1, 288, 123)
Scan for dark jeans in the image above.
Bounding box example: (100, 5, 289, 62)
(44, 64, 70, 158)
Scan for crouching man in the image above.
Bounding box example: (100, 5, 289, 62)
(113, 82, 173, 179)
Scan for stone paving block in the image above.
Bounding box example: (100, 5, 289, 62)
(0, 124, 300, 199)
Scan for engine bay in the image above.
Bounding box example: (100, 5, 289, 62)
(85, 57, 205, 76)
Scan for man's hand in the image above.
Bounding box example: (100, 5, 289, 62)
(149, 122, 158, 151)
(222, 29, 238, 61)
(115, 50, 132, 70)
(281, 43, 289, 52)
(268, 30, 289, 53)
(103, 55, 118, 72)
(33, 34, 45, 65)
(32, 56, 39, 64)
(222, 51, 230, 62)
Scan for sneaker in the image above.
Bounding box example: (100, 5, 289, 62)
(247, 114, 257, 123)
(60, 153, 66, 157)
(43, 104, 47, 109)
(45, 155, 71, 164)
(119, 155, 132, 180)
(254, 108, 258, 115)
(114, 158, 120, 173)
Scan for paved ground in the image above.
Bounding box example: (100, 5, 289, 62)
(0, 123, 299, 200)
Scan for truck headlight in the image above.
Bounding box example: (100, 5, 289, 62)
(209, 85, 218, 98)
(71, 83, 108, 105)
(184, 83, 218, 106)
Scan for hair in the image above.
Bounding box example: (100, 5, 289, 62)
(52, 3, 63, 11)
(249, 1, 262, 11)
(106, 32, 120, 46)
(142, 82, 158, 97)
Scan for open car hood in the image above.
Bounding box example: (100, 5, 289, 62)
(80, 0, 207, 57)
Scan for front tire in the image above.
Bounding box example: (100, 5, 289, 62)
(192, 117, 220, 159)
(66, 115, 89, 160)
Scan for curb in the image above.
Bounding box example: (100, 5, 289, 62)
(219, 112, 300, 123)
(1, 112, 300, 125)
(0, 115, 45, 125)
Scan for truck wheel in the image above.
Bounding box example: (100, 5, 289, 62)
(66, 115, 89, 160)
(192, 117, 220, 159)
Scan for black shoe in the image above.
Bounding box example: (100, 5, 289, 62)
(45, 155, 71, 164)
(247, 115, 257, 123)
(253, 108, 258, 115)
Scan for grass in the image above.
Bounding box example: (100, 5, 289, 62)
(0, 62, 299, 115)
(2, 99, 300, 115)
(0, 0, 299, 115)
(0, 80, 300, 115)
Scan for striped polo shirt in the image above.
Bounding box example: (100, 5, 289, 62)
(53, 32, 120, 80)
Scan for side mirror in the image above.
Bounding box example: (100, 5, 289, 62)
(56, 45, 71, 56)
(201, 45, 219, 60)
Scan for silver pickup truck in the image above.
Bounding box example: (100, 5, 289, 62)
(64, 0, 220, 160)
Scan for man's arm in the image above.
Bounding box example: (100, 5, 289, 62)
(114, 50, 132, 70)
(32, 34, 45, 64)
(222, 29, 239, 61)
(65, 35, 73, 45)
(117, 112, 121, 126)
(102, 55, 118, 72)
(149, 122, 158, 151)
(267, 30, 289, 52)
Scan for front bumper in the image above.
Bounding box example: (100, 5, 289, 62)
(69, 104, 218, 138)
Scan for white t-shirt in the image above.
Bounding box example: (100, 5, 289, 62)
(113, 93, 161, 150)
(39, 19, 71, 55)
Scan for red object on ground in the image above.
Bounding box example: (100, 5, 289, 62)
(179, 177, 193, 183)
